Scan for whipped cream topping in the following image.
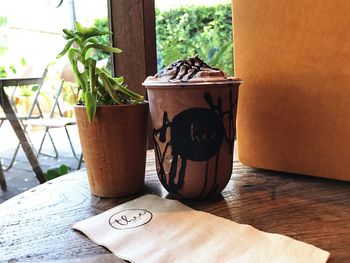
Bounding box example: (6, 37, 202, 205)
(146, 55, 238, 84)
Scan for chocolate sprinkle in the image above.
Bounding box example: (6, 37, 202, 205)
(156, 55, 227, 82)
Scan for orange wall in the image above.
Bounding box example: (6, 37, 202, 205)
(233, 0, 350, 181)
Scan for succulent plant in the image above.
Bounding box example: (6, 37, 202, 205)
(57, 21, 144, 122)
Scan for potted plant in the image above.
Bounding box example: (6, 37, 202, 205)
(57, 22, 148, 198)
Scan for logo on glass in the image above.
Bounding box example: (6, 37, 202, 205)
(109, 209, 153, 230)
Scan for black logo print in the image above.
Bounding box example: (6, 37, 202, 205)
(109, 209, 153, 230)
(171, 107, 224, 161)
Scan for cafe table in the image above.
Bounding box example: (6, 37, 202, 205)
(0, 150, 349, 262)
(0, 77, 46, 190)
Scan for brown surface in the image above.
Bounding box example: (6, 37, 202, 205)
(74, 104, 148, 197)
(0, 149, 349, 262)
(233, 0, 350, 181)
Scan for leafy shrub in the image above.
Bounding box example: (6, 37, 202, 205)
(44, 164, 70, 180)
(0, 57, 26, 78)
(0, 16, 8, 56)
(92, 2, 233, 74)
(92, 18, 111, 61)
(0, 66, 6, 78)
(156, 3, 233, 74)
(0, 16, 7, 26)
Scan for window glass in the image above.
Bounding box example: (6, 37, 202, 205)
(0, 0, 108, 75)
(155, 0, 233, 75)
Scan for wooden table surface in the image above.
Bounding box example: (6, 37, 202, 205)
(0, 150, 349, 262)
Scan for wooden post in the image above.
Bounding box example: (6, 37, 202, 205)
(108, 0, 157, 148)
(108, 0, 157, 96)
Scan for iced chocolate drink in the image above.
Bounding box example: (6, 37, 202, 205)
(143, 56, 241, 199)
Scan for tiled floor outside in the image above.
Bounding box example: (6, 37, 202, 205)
(0, 121, 83, 203)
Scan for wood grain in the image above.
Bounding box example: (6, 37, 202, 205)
(74, 104, 148, 197)
(0, 150, 349, 262)
(108, 0, 157, 97)
(108, 0, 157, 150)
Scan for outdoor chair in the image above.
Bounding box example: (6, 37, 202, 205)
(0, 66, 48, 170)
(26, 64, 79, 160)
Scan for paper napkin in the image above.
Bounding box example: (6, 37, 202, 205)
(72, 195, 330, 263)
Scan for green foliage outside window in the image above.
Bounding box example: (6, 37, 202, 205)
(0, 16, 7, 26)
(0, 16, 8, 57)
(92, 18, 111, 61)
(92, 2, 233, 75)
(91, 18, 112, 74)
(44, 164, 70, 181)
(156, 3, 233, 74)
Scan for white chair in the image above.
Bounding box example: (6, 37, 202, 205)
(26, 64, 79, 160)
(0, 67, 48, 170)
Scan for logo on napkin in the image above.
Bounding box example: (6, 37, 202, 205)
(109, 209, 153, 230)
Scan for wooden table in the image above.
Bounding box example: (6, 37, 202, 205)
(0, 77, 46, 190)
(0, 150, 349, 262)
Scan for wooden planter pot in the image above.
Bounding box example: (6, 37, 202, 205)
(74, 103, 149, 197)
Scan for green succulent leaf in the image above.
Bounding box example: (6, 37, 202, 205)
(75, 21, 112, 38)
(63, 28, 75, 39)
(67, 49, 87, 93)
(69, 48, 84, 63)
(82, 44, 122, 57)
(109, 76, 144, 102)
(99, 73, 122, 104)
(57, 21, 144, 122)
(74, 21, 85, 35)
(113, 76, 124, 85)
(57, 38, 75, 59)
(84, 91, 97, 122)
(88, 59, 97, 94)
(85, 37, 99, 45)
